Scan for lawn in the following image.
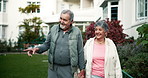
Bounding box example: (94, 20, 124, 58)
(0, 54, 48, 78)
(0, 54, 133, 78)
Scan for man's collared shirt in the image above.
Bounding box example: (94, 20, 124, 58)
(54, 28, 71, 65)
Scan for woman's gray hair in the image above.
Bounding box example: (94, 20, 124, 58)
(94, 20, 109, 32)
(61, 9, 74, 22)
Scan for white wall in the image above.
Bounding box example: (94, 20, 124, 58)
(119, 0, 143, 39)
(6, 0, 22, 41)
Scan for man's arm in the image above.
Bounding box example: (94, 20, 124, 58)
(77, 32, 85, 77)
(77, 31, 85, 70)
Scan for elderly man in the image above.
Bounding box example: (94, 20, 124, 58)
(24, 9, 85, 78)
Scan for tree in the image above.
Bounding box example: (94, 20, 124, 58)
(19, 3, 40, 14)
(18, 4, 45, 48)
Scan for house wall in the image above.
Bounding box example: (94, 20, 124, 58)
(118, 0, 138, 38)
(0, 0, 8, 39)
(119, 0, 148, 39)
(6, 0, 22, 41)
(100, 0, 148, 39)
(1, 0, 53, 41)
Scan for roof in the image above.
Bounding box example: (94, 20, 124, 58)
(100, 0, 119, 7)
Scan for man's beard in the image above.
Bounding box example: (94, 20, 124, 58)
(60, 24, 66, 30)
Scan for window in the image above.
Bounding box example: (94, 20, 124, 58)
(0, 25, 7, 39)
(3, 1, 6, 12)
(61, 4, 65, 11)
(2, 26, 6, 38)
(27, 1, 40, 13)
(32, 2, 36, 4)
(76, 25, 83, 31)
(27, 2, 31, 5)
(37, 2, 40, 13)
(137, 0, 147, 19)
(103, 4, 108, 20)
(0, 0, 7, 12)
(69, 4, 73, 9)
(145, 0, 147, 16)
(111, 7, 118, 20)
(111, 2, 118, 20)
(0, 1, 1, 12)
(102, 1, 118, 20)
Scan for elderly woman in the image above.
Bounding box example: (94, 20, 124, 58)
(84, 20, 122, 78)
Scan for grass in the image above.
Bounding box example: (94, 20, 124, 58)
(0, 54, 133, 78)
(0, 54, 48, 78)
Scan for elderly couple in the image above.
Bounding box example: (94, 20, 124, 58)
(24, 9, 122, 78)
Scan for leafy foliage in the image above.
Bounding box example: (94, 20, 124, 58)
(117, 42, 147, 65)
(18, 4, 45, 49)
(136, 24, 148, 46)
(84, 22, 95, 43)
(0, 39, 18, 52)
(19, 4, 40, 14)
(0, 40, 9, 52)
(18, 4, 44, 43)
(18, 17, 44, 43)
(117, 40, 147, 78)
(124, 53, 148, 78)
(120, 24, 148, 78)
(106, 18, 129, 44)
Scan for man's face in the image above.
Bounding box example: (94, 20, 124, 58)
(59, 13, 73, 31)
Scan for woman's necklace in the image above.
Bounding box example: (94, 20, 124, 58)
(95, 38, 105, 44)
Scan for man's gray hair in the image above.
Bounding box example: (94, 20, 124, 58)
(61, 9, 74, 22)
(94, 20, 109, 32)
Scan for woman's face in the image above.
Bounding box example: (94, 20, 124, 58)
(94, 26, 107, 39)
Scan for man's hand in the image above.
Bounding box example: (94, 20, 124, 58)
(78, 69, 85, 78)
(23, 48, 39, 56)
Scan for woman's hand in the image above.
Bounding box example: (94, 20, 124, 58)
(78, 69, 85, 78)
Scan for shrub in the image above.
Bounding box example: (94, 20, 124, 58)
(18, 17, 44, 44)
(117, 42, 147, 65)
(0, 39, 17, 52)
(0, 40, 8, 52)
(84, 22, 95, 43)
(124, 53, 148, 78)
(106, 18, 130, 44)
(117, 40, 148, 78)
(136, 24, 148, 47)
(117, 23, 148, 78)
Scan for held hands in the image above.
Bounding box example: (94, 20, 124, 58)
(78, 69, 85, 78)
(23, 48, 39, 56)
